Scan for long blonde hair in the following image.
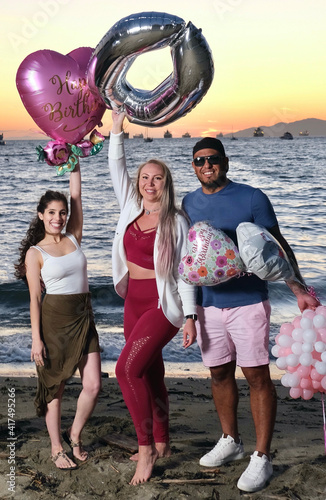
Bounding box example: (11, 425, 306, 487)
(135, 159, 182, 278)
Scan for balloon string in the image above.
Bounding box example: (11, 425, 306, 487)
(322, 393, 326, 455)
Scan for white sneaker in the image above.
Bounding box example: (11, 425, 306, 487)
(199, 434, 245, 467)
(237, 451, 273, 492)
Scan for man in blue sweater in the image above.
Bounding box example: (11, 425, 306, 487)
(182, 137, 319, 493)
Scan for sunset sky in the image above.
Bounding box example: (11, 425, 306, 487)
(1, 0, 325, 139)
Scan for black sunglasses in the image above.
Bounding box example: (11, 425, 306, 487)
(193, 154, 225, 167)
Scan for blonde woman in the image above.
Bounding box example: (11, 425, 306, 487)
(109, 110, 197, 485)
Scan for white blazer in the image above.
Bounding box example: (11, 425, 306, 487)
(108, 132, 197, 328)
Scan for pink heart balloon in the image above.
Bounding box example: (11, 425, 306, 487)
(16, 47, 106, 144)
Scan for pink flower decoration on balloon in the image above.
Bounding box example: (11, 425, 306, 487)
(75, 140, 94, 157)
(188, 271, 200, 282)
(185, 256, 194, 266)
(43, 140, 71, 166)
(188, 230, 197, 242)
(211, 239, 222, 251)
(216, 256, 227, 268)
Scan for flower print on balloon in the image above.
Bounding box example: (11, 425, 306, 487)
(211, 239, 222, 251)
(216, 255, 227, 268)
(185, 255, 194, 266)
(198, 266, 208, 277)
(179, 221, 245, 286)
(189, 229, 197, 243)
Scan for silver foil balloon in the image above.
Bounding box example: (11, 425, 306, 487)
(88, 12, 214, 127)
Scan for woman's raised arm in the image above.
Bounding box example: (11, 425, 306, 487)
(66, 161, 83, 244)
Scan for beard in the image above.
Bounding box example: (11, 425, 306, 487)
(199, 171, 228, 191)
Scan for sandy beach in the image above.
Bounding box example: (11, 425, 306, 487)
(0, 370, 325, 500)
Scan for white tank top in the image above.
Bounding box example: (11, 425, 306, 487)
(33, 233, 89, 294)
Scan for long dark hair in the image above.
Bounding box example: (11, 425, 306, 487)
(14, 190, 68, 281)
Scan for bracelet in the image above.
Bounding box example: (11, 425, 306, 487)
(185, 314, 197, 321)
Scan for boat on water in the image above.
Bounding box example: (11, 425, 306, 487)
(133, 133, 144, 139)
(164, 130, 172, 138)
(105, 131, 129, 139)
(144, 129, 153, 142)
(182, 132, 191, 138)
(253, 127, 264, 137)
(216, 132, 223, 138)
(231, 134, 238, 141)
(299, 130, 309, 136)
(0, 133, 6, 145)
(280, 131, 293, 140)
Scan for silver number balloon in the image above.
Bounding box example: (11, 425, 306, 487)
(88, 11, 214, 127)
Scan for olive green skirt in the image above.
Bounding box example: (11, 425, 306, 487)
(35, 293, 100, 417)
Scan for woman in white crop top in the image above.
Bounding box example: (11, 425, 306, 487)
(15, 162, 101, 470)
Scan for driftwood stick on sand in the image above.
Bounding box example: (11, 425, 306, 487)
(160, 478, 221, 484)
(100, 433, 138, 453)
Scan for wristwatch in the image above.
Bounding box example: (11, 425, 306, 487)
(185, 314, 197, 321)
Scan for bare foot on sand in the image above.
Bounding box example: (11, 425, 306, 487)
(129, 444, 158, 485)
(130, 442, 171, 461)
(156, 442, 171, 458)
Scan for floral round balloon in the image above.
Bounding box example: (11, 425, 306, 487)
(178, 221, 245, 286)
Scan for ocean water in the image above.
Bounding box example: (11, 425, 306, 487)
(0, 136, 325, 375)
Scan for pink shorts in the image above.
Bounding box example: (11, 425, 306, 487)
(196, 301, 271, 368)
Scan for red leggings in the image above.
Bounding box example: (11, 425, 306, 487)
(115, 278, 178, 445)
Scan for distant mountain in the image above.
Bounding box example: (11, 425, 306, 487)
(228, 118, 326, 138)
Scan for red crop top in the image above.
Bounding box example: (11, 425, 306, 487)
(123, 220, 156, 270)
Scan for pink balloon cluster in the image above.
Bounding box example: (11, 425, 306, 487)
(273, 305, 326, 399)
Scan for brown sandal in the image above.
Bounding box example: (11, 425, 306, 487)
(51, 450, 77, 470)
(62, 429, 89, 461)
